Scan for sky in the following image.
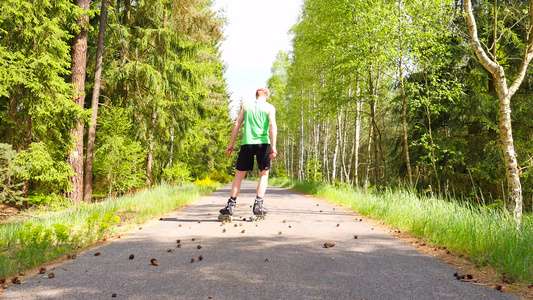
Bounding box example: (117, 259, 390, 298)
(212, 0, 302, 114)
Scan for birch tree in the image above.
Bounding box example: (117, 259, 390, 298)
(464, 0, 533, 227)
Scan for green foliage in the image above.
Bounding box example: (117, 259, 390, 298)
(0, 0, 84, 203)
(13, 142, 73, 193)
(100, 0, 230, 187)
(84, 212, 120, 241)
(0, 0, 83, 153)
(1, 0, 230, 208)
(162, 162, 191, 184)
(93, 107, 146, 195)
(27, 193, 71, 210)
(0, 143, 24, 205)
(306, 159, 322, 183)
(13, 142, 74, 195)
(9, 221, 79, 271)
(0, 211, 119, 277)
(270, 0, 533, 211)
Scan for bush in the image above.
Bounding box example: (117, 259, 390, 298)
(208, 170, 232, 183)
(194, 177, 217, 186)
(27, 193, 71, 210)
(13, 142, 74, 195)
(161, 162, 191, 184)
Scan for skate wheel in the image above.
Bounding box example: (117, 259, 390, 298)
(218, 215, 233, 222)
(249, 215, 266, 221)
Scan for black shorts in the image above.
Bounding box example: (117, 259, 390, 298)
(236, 144, 272, 171)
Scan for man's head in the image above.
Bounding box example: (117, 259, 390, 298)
(256, 88, 269, 101)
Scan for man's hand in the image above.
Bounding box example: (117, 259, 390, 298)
(226, 145, 234, 156)
(269, 147, 278, 159)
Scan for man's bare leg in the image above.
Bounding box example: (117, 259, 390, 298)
(256, 169, 269, 198)
(251, 169, 270, 219)
(231, 170, 247, 198)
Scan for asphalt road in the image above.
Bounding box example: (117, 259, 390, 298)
(3, 180, 518, 300)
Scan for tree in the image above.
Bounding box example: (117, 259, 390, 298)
(68, 0, 91, 205)
(397, 0, 412, 186)
(84, 0, 109, 203)
(93, 107, 145, 195)
(0, 0, 82, 203)
(464, 0, 533, 227)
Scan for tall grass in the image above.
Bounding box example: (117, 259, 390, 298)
(0, 183, 219, 279)
(269, 178, 533, 282)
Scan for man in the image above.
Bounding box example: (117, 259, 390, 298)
(219, 88, 277, 221)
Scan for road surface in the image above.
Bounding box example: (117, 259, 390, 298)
(3, 180, 517, 299)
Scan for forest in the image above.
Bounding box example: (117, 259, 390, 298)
(0, 0, 232, 209)
(1, 0, 533, 225)
(266, 0, 533, 225)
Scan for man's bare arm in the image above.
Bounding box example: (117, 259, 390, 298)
(269, 106, 278, 158)
(226, 108, 245, 156)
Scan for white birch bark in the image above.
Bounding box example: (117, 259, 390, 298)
(341, 105, 349, 183)
(332, 109, 342, 182)
(313, 91, 320, 182)
(298, 92, 305, 181)
(464, 0, 533, 227)
(323, 121, 330, 183)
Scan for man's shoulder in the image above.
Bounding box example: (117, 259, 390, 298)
(265, 102, 275, 110)
(268, 103, 276, 114)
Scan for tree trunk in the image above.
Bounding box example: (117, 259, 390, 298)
(425, 101, 441, 195)
(169, 127, 174, 168)
(298, 90, 304, 181)
(342, 105, 350, 183)
(145, 108, 157, 186)
(285, 123, 289, 178)
(363, 119, 373, 190)
(354, 83, 362, 187)
(497, 85, 523, 223)
(84, 0, 109, 203)
(7, 95, 17, 145)
(322, 121, 330, 183)
(464, 0, 533, 227)
(312, 90, 319, 182)
(22, 114, 32, 198)
(123, 0, 131, 26)
(368, 68, 380, 190)
(488, 0, 498, 94)
(313, 118, 319, 182)
(68, 0, 90, 205)
(398, 0, 413, 187)
(332, 110, 341, 182)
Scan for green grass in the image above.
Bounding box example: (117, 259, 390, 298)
(0, 183, 220, 279)
(269, 178, 533, 282)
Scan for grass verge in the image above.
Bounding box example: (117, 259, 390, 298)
(269, 178, 533, 283)
(0, 182, 220, 279)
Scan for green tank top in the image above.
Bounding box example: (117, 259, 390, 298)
(242, 100, 271, 145)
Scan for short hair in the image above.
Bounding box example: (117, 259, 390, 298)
(256, 88, 269, 99)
